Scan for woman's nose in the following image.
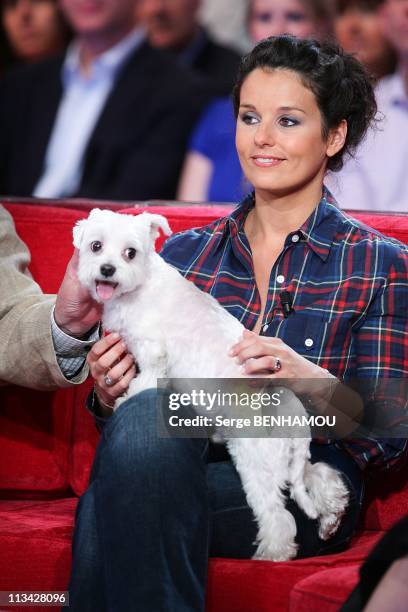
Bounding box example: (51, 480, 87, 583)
(266, 18, 288, 37)
(343, 13, 363, 36)
(254, 121, 275, 147)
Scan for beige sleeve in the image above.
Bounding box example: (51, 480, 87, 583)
(0, 205, 88, 390)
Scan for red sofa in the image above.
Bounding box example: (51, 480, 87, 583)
(1, 199, 407, 612)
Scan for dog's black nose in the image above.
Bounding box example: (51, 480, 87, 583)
(100, 264, 116, 278)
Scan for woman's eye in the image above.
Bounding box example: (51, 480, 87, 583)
(255, 11, 273, 23)
(286, 11, 307, 23)
(125, 248, 137, 260)
(279, 116, 299, 127)
(241, 112, 259, 125)
(91, 241, 102, 252)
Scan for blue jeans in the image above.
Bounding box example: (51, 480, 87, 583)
(68, 389, 363, 612)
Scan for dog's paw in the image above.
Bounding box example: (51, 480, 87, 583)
(318, 512, 344, 540)
(252, 509, 298, 562)
(253, 539, 298, 562)
(305, 462, 349, 539)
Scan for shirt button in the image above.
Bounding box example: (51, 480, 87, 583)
(277, 275, 285, 284)
(305, 338, 314, 348)
(291, 234, 300, 243)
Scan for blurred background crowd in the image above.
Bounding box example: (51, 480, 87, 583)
(0, 0, 407, 211)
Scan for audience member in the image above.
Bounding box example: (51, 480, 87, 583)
(0, 0, 71, 71)
(249, 0, 333, 41)
(0, 0, 210, 200)
(326, 0, 408, 211)
(178, 0, 333, 203)
(333, 0, 397, 80)
(0, 203, 101, 388)
(136, 0, 241, 95)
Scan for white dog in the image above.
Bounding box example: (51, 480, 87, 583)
(73, 209, 349, 561)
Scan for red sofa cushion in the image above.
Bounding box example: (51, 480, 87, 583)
(289, 565, 361, 611)
(0, 499, 76, 588)
(0, 387, 73, 497)
(0, 498, 383, 612)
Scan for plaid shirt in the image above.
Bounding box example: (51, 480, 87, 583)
(161, 188, 408, 470)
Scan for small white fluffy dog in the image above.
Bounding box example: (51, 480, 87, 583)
(74, 209, 349, 561)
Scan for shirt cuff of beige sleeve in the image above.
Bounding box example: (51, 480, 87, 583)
(51, 306, 101, 380)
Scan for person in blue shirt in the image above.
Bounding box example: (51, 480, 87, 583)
(177, 0, 334, 203)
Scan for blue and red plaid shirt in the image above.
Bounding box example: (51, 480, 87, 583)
(161, 188, 408, 470)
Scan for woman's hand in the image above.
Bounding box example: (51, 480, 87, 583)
(229, 329, 336, 403)
(230, 330, 331, 379)
(230, 330, 363, 437)
(87, 333, 137, 415)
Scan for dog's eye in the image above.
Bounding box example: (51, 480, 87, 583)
(125, 248, 137, 260)
(91, 241, 102, 252)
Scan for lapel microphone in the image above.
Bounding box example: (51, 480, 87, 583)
(279, 290, 294, 318)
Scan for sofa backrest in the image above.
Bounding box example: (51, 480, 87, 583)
(1, 199, 407, 532)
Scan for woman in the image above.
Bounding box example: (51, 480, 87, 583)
(0, 0, 70, 73)
(69, 36, 408, 611)
(333, 0, 397, 81)
(177, 0, 333, 203)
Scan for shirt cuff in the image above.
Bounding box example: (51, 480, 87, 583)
(51, 307, 101, 379)
(87, 387, 112, 431)
(51, 306, 101, 355)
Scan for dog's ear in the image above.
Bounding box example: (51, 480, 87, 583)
(73, 208, 105, 248)
(138, 213, 172, 246)
(73, 218, 88, 249)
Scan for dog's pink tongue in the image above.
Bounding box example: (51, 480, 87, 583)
(96, 282, 115, 301)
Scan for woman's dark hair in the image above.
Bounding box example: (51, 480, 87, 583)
(232, 35, 378, 172)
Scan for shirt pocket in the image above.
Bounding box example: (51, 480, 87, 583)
(274, 311, 354, 364)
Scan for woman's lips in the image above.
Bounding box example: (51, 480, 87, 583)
(251, 156, 285, 168)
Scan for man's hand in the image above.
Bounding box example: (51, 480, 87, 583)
(54, 249, 102, 338)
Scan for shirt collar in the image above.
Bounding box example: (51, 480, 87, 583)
(63, 26, 145, 85)
(299, 187, 343, 261)
(220, 186, 343, 262)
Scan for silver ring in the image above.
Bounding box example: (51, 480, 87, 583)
(104, 374, 114, 387)
(274, 357, 282, 372)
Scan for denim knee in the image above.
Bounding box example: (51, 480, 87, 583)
(99, 388, 208, 479)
